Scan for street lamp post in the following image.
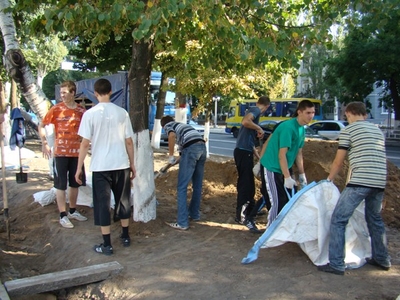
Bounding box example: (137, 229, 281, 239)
(212, 96, 220, 128)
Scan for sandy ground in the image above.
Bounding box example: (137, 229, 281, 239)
(0, 138, 399, 300)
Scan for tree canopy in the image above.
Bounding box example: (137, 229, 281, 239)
(324, 3, 400, 120)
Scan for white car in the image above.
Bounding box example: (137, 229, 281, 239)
(309, 120, 348, 140)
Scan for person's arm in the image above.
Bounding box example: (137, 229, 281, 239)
(75, 138, 90, 185)
(327, 149, 347, 182)
(241, 112, 264, 138)
(167, 131, 177, 163)
(295, 148, 305, 174)
(38, 122, 51, 159)
(278, 147, 291, 179)
(125, 137, 136, 180)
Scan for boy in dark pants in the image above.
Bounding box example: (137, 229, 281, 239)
(75, 79, 136, 255)
(233, 96, 270, 232)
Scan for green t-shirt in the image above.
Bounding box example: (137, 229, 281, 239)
(261, 118, 305, 174)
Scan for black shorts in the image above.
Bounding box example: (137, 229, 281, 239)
(53, 157, 86, 190)
(92, 168, 132, 226)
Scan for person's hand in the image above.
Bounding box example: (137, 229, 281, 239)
(168, 156, 177, 165)
(253, 162, 261, 178)
(284, 177, 297, 189)
(41, 143, 52, 159)
(75, 169, 82, 185)
(130, 163, 136, 180)
(256, 127, 264, 138)
(299, 173, 307, 189)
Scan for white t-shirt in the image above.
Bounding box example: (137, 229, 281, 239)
(78, 102, 134, 172)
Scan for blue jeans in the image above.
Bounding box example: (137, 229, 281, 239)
(176, 143, 207, 227)
(329, 186, 391, 271)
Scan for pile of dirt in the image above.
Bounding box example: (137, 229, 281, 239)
(0, 138, 399, 299)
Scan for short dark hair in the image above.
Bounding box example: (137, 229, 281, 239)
(257, 96, 270, 106)
(94, 78, 112, 96)
(292, 99, 315, 117)
(161, 115, 174, 127)
(345, 102, 367, 116)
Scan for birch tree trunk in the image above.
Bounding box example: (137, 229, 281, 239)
(129, 39, 157, 223)
(0, 0, 49, 121)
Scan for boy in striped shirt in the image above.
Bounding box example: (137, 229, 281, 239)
(318, 102, 391, 275)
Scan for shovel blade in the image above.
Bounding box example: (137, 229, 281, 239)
(16, 172, 28, 183)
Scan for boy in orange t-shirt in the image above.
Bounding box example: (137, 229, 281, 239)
(39, 81, 87, 229)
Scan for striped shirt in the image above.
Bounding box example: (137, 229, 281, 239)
(164, 121, 204, 152)
(338, 121, 386, 189)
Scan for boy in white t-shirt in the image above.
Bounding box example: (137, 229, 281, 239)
(75, 78, 136, 255)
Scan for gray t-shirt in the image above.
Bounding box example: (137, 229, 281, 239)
(338, 121, 387, 189)
(235, 106, 262, 152)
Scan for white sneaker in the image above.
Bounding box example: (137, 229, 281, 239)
(68, 211, 88, 221)
(60, 216, 74, 229)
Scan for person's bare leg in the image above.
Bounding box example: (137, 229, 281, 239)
(101, 225, 111, 235)
(68, 187, 79, 209)
(56, 189, 67, 213)
(120, 218, 129, 228)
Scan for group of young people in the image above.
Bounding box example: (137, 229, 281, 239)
(39, 79, 135, 256)
(234, 97, 391, 275)
(38, 81, 391, 272)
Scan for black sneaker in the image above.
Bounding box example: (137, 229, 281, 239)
(93, 243, 113, 255)
(120, 235, 131, 247)
(365, 257, 390, 271)
(244, 219, 262, 234)
(317, 264, 344, 275)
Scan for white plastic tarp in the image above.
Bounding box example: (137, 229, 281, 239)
(242, 181, 371, 269)
(33, 173, 134, 208)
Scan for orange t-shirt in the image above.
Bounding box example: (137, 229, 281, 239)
(42, 102, 86, 157)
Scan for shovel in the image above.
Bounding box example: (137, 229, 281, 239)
(154, 163, 173, 179)
(154, 157, 180, 179)
(16, 146, 27, 183)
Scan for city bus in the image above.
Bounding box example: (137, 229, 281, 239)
(225, 98, 323, 137)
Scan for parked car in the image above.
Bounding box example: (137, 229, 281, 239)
(309, 120, 347, 140)
(255, 120, 327, 147)
(161, 119, 205, 141)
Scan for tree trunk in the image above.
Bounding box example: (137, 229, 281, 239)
(0, 0, 49, 121)
(175, 91, 187, 123)
(389, 76, 400, 123)
(151, 73, 168, 149)
(129, 39, 157, 223)
(11, 79, 17, 109)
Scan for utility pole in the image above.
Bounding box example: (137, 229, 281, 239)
(212, 96, 220, 128)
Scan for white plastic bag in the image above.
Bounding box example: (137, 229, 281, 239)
(33, 188, 57, 206)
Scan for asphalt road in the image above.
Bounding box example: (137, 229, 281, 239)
(208, 132, 400, 168)
(161, 131, 400, 168)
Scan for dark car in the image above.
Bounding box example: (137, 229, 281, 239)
(255, 120, 280, 147)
